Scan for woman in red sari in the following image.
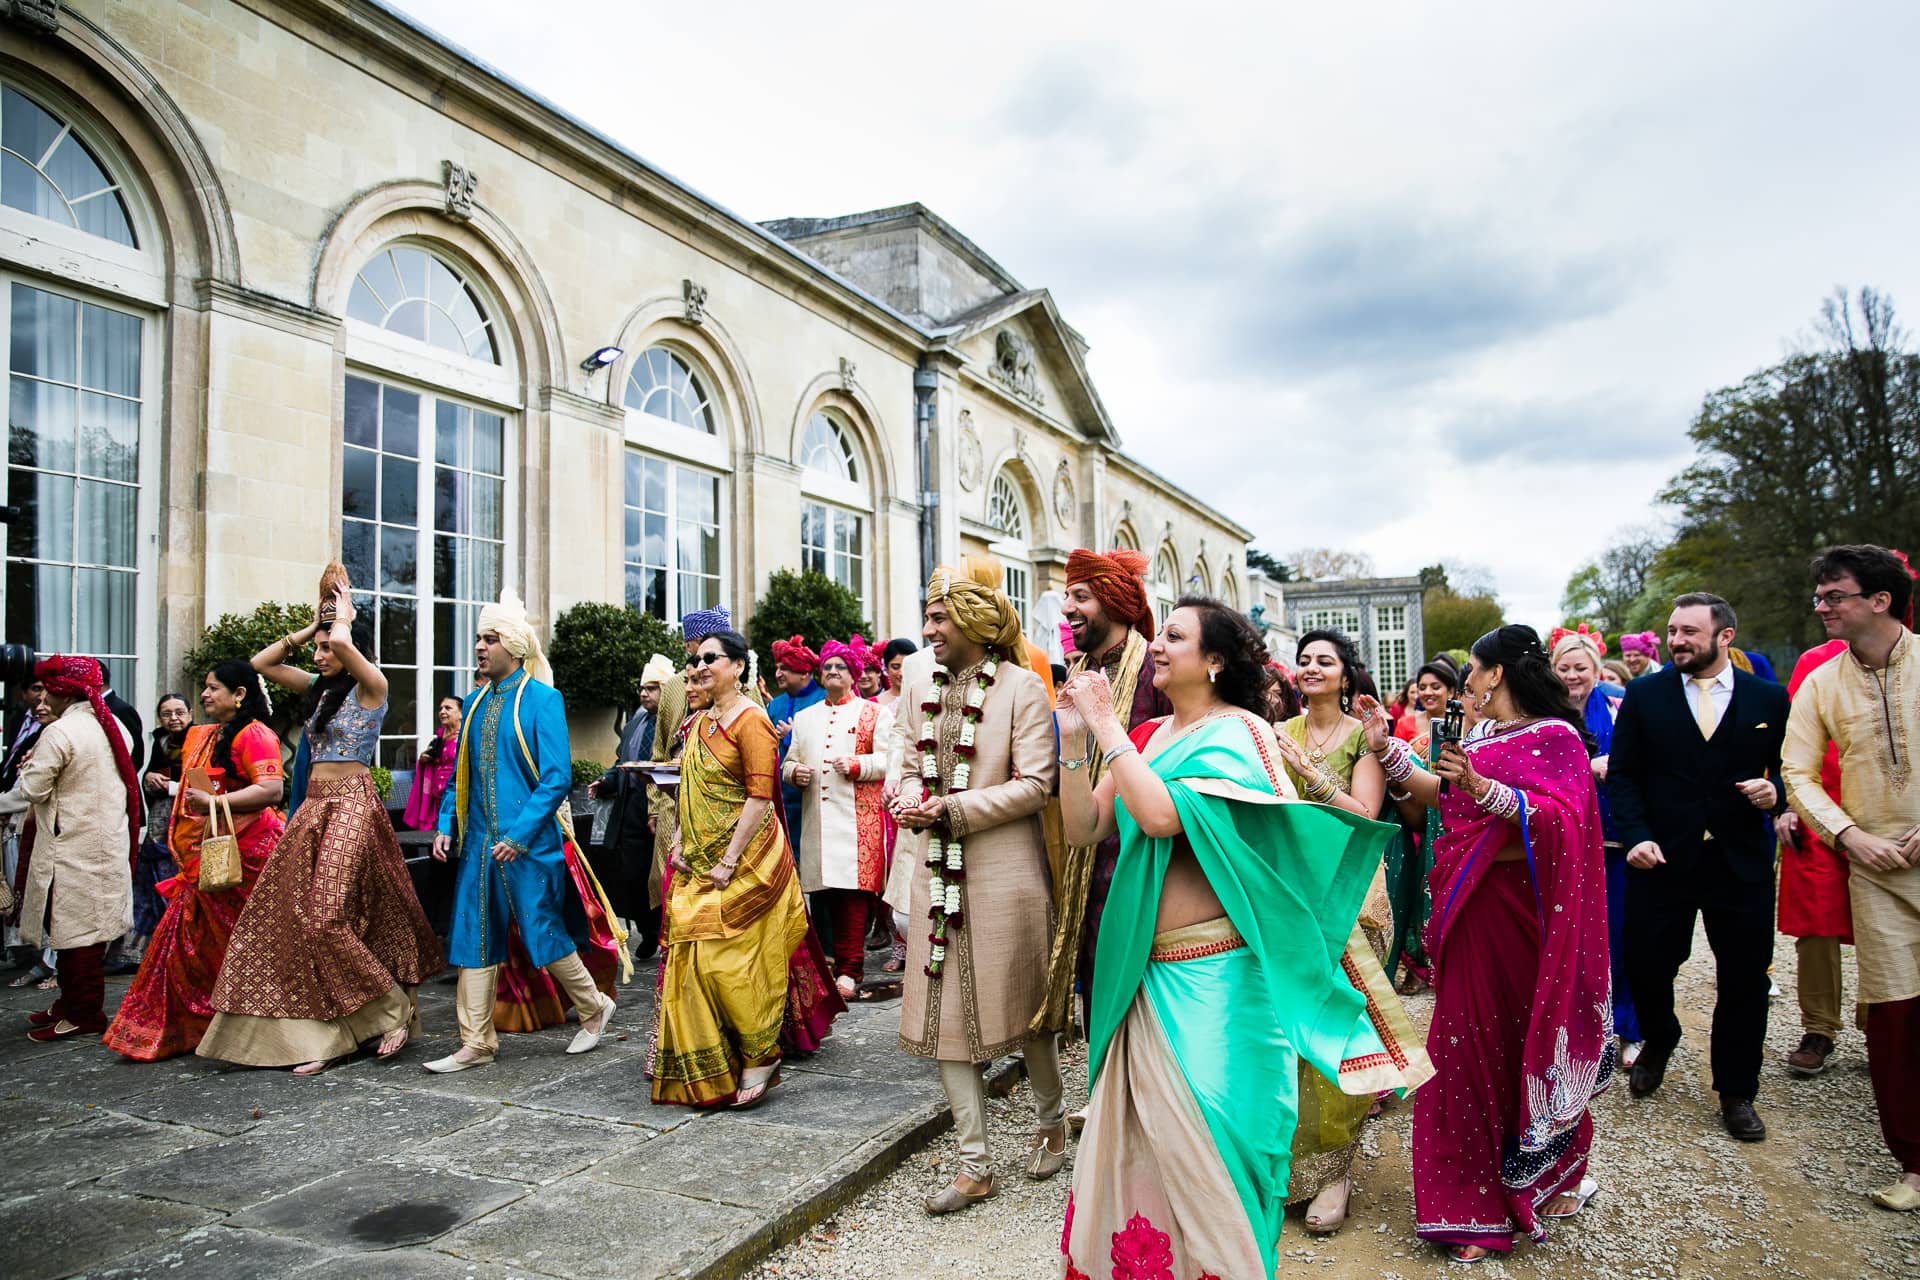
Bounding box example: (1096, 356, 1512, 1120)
(104, 662, 285, 1061)
(1361, 625, 1611, 1264)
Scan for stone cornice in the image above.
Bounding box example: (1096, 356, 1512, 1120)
(537, 385, 623, 428)
(193, 278, 340, 344)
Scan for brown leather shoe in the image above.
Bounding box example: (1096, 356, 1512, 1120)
(925, 1173, 996, 1214)
(1785, 1033, 1833, 1077)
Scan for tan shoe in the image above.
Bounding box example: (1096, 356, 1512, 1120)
(567, 995, 616, 1055)
(1871, 1181, 1920, 1211)
(1027, 1123, 1068, 1180)
(423, 1050, 494, 1073)
(924, 1173, 996, 1214)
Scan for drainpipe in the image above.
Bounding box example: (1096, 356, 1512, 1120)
(913, 362, 939, 586)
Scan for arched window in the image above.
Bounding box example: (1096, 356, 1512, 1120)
(340, 241, 517, 766)
(624, 345, 715, 434)
(1153, 547, 1179, 625)
(1, 82, 156, 700)
(1111, 522, 1138, 552)
(1220, 564, 1241, 609)
(987, 470, 1032, 627)
(0, 85, 135, 247)
(621, 343, 729, 624)
(797, 411, 869, 611)
(347, 244, 499, 364)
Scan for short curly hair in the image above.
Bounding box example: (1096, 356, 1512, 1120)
(1173, 595, 1273, 717)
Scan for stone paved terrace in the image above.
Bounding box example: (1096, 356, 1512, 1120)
(0, 959, 947, 1280)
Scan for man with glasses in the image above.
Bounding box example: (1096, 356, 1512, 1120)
(1782, 545, 1920, 1212)
(1609, 592, 1790, 1142)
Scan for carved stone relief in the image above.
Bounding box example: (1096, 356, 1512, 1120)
(1052, 462, 1075, 529)
(956, 410, 983, 491)
(682, 278, 708, 324)
(839, 357, 857, 390)
(990, 330, 1045, 406)
(3, 1, 59, 34)
(442, 161, 477, 221)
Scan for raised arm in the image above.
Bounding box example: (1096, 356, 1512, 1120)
(322, 587, 388, 706)
(251, 615, 321, 692)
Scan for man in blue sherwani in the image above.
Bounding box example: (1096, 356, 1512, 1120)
(426, 590, 614, 1072)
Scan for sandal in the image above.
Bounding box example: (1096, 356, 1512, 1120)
(732, 1066, 782, 1110)
(291, 1058, 335, 1076)
(376, 1026, 409, 1059)
(1540, 1177, 1599, 1220)
(8, 965, 51, 989)
(1448, 1245, 1492, 1265)
(1304, 1176, 1352, 1234)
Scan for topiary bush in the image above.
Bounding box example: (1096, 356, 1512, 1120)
(181, 601, 317, 737)
(747, 569, 872, 680)
(550, 601, 680, 735)
(369, 765, 394, 803)
(571, 758, 604, 791)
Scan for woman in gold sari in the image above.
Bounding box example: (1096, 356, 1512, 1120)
(652, 628, 811, 1109)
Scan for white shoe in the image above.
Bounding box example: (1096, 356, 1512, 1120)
(423, 1051, 494, 1073)
(567, 995, 615, 1054)
(1769, 978, 1781, 998)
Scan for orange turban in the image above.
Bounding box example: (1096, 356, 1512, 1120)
(1065, 548, 1155, 640)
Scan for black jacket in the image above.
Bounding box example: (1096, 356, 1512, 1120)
(103, 688, 145, 827)
(1607, 665, 1789, 885)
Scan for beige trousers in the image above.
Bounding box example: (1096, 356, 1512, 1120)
(939, 1034, 1066, 1179)
(1796, 935, 1860, 1038)
(454, 952, 602, 1056)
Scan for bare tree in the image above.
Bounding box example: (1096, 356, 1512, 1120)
(1290, 547, 1376, 581)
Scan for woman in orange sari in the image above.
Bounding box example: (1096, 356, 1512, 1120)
(103, 662, 285, 1061)
(652, 629, 813, 1109)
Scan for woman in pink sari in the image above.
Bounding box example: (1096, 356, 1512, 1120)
(402, 695, 461, 831)
(1360, 624, 1612, 1263)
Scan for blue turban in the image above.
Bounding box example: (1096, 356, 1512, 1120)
(680, 606, 731, 641)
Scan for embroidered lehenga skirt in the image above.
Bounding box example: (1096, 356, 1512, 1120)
(196, 774, 442, 1066)
(1065, 919, 1290, 1280)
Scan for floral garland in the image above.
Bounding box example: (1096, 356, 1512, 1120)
(919, 657, 1000, 978)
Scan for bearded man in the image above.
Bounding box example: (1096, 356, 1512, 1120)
(895, 556, 1064, 1213)
(1033, 548, 1171, 1039)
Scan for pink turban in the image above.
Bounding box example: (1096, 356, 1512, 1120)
(818, 638, 866, 676)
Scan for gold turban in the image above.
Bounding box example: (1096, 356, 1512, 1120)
(925, 555, 1024, 652)
(477, 588, 552, 685)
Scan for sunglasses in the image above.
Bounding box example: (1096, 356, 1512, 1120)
(691, 652, 729, 667)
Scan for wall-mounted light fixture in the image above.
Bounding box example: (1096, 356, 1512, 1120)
(579, 346, 624, 373)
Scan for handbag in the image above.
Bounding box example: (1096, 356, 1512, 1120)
(197, 793, 243, 892)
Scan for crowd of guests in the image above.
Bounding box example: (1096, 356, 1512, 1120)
(4, 539, 1916, 1275)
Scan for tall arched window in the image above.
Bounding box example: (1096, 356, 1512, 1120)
(798, 411, 870, 612)
(1, 82, 156, 699)
(1153, 547, 1179, 625)
(621, 343, 729, 623)
(340, 241, 515, 766)
(1220, 563, 1241, 609)
(987, 470, 1032, 627)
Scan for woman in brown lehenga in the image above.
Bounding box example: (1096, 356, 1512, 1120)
(196, 581, 441, 1073)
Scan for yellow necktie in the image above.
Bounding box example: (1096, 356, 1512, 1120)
(1691, 676, 1718, 739)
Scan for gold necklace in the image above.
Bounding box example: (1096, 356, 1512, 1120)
(1303, 713, 1346, 762)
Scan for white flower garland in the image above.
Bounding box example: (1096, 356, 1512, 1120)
(919, 657, 999, 978)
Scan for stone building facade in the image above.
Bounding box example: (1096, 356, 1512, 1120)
(1282, 576, 1427, 694)
(0, 1, 1250, 762)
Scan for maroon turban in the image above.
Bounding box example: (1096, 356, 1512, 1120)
(1065, 548, 1156, 641)
(771, 635, 820, 674)
(34, 655, 142, 870)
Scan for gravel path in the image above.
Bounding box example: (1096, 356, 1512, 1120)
(750, 926, 1919, 1278)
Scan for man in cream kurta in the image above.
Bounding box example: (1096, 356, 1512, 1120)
(1783, 545, 1920, 1211)
(894, 557, 1064, 1214)
(785, 639, 893, 996)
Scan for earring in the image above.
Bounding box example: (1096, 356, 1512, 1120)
(1474, 689, 1492, 712)
(1208, 670, 1218, 684)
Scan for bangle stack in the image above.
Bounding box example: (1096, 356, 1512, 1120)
(1101, 741, 1138, 768)
(1302, 767, 1341, 803)
(1378, 737, 1416, 785)
(1475, 780, 1521, 820)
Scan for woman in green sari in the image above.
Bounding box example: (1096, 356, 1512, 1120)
(1056, 599, 1426, 1280)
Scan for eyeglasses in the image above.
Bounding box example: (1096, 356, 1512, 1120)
(1812, 590, 1868, 610)
(691, 652, 728, 666)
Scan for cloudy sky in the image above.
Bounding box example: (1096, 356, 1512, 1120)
(394, 0, 1919, 629)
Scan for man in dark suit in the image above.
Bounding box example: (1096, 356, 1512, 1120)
(1609, 592, 1790, 1141)
(589, 655, 670, 960)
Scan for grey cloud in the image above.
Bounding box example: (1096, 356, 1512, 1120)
(1439, 391, 1691, 467)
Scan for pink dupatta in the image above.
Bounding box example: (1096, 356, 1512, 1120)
(1428, 718, 1613, 1182)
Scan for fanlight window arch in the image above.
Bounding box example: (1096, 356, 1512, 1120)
(800, 411, 859, 482)
(347, 244, 499, 364)
(987, 471, 1027, 540)
(1153, 547, 1179, 624)
(0, 84, 136, 247)
(625, 346, 716, 434)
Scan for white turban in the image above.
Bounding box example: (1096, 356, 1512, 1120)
(641, 653, 676, 687)
(478, 589, 552, 685)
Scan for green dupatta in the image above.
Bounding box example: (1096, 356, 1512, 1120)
(1089, 710, 1397, 1095)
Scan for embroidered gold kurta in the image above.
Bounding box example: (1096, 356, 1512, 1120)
(1784, 627, 1920, 1004)
(897, 659, 1057, 1061)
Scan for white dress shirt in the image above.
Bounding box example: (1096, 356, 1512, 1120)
(1686, 661, 1736, 735)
